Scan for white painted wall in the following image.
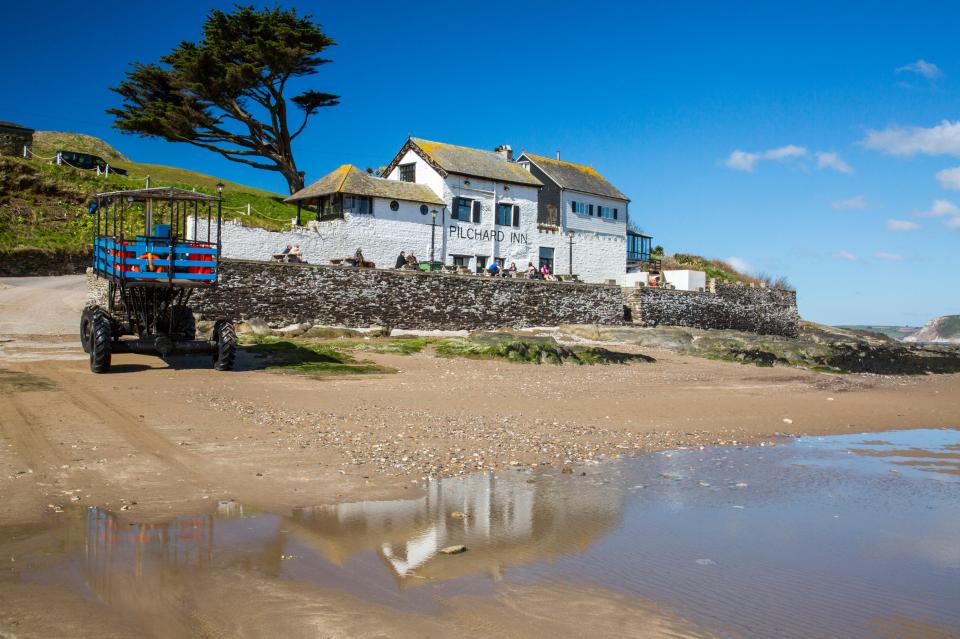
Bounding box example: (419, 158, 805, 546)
(560, 190, 628, 237)
(618, 271, 650, 287)
(663, 269, 707, 291)
(538, 229, 627, 284)
(190, 196, 448, 269)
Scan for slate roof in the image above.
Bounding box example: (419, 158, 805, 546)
(285, 164, 444, 205)
(406, 138, 542, 187)
(520, 152, 629, 201)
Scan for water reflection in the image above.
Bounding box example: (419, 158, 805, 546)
(10, 429, 960, 639)
(53, 471, 624, 609)
(291, 472, 623, 582)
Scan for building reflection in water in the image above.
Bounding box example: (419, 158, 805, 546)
(290, 471, 625, 583)
(73, 472, 625, 603)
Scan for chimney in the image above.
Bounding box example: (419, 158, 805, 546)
(556, 151, 560, 160)
(494, 144, 513, 162)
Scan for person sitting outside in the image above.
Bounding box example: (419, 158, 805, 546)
(524, 262, 538, 279)
(353, 247, 365, 267)
(541, 263, 556, 281)
(288, 245, 304, 263)
(281, 244, 292, 255)
(487, 260, 501, 277)
(505, 261, 518, 277)
(406, 251, 419, 268)
(395, 250, 406, 269)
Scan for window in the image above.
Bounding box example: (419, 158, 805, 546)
(317, 194, 343, 220)
(452, 197, 481, 223)
(627, 233, 652, 262)
(571, 201, 589, 214)
(398, 163, 416, 182)
(597, 206, 614, 219)
(452, 197, 472, 221)
(452, 255, 470, 268)
(342, 195, 372, 215)
(475, 255, 488, 274)
(389, 200, 399, 211)
(539, 247, 555, 273)
(420, 204, 429, 215)
(496, 203, 513, 226)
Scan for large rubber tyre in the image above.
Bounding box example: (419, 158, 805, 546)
(213, 320, 237, 371)
(89, 312, 112, 373)
(80, 307, 93, 353)
(171, 305, 197, 340)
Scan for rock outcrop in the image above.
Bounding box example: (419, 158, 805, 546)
(904, 315, 960, 344)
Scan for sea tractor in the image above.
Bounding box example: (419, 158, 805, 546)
(81, 185, 236, 373)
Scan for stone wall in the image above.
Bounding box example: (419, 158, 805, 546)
(191, 259, 626, 330)
(623, 284, 799, 337)
(0, 248, 90, 276)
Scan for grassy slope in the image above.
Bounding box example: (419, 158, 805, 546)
(1, 132, 298, 251)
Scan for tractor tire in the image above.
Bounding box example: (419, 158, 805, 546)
(80, 307, 94, 353)
(171, 305, 197, 340)
(213, 320, 237, 371)
(89, 311, 112, 374)
(81, 306, 108, 353)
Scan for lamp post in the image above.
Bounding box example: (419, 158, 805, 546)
(430, 209, 438, 268)
(568, 231, 574, 276)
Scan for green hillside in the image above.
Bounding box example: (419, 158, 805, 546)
(1, 131, 299, 251)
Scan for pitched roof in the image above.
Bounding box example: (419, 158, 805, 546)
(0, 121, 33, 131)
(520, 152, 629, 201)
(386, 138, 542, 187)
(285, 164, 444, 205)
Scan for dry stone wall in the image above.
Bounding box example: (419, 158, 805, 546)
(0, 248, 90, 276)
(191, 259, 626, 330)
(623, 284, 800, 337)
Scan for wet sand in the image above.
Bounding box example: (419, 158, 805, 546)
(2, 275, 959, 637)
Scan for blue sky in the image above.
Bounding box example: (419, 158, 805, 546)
(2, 0, 959, 325)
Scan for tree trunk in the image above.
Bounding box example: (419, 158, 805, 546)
(277, 158, 305, 195)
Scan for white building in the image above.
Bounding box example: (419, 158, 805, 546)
(215, 137, 643, 283)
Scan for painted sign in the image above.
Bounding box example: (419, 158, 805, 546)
(448, 225, 529, 245)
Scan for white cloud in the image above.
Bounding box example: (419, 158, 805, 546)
(832, 250, 859, 261)
(724, 150, 761, 171)
(816, 151, 854, 174)
(862, 120, 960, 157)
(886, 219, 921, 231)
(832, 195, 867, 210)
(764, 145, 808, 161)
(875, 252, 904, 261)
(724, 145, 852, 174)
(723, 145, 808, 171)
(913, 199, 960, 218)
(945, 216, 960, 229)
(896, 59, 942, 80)
(935, 167, 960, 189)
(725, 256, 754, 273)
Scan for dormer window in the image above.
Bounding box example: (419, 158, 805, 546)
(398, 163, 416, 182)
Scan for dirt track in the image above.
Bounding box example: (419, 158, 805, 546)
(1, 276, 959, 638)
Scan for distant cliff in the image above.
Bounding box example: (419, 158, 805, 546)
(904, 315, 960, 344)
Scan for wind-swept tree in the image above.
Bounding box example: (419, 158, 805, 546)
(108, 6, 339, 194)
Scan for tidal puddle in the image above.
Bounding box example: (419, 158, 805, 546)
(6, 429, 960, 638)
